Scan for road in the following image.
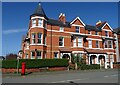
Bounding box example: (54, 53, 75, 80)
(2, 69, 119, 83)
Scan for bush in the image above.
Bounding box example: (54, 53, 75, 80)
(113, 62, 120, 64)
(2, 59, 69, 69)
(78, 63, 100, 70)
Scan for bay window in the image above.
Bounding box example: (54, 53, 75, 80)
(38, 19, 43, 27)
(37, 33, 42, 44)
(32, 33, 36, 44)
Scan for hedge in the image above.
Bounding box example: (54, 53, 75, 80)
(78, 63, 100, 70)
(2, 59, 69, 69)
(113, 62, 120, 64)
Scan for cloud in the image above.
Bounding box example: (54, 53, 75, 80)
(3, 29, 27, 34)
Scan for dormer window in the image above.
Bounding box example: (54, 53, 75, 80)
(38, 19, 43, 27)
(60, 27, 64, 32)
(76, 26, 79, 33)
(95, 31, 98, 35)
(105, 31, 109, 37)
(88, 30, 91, 34)
(32, 19, 36, 27)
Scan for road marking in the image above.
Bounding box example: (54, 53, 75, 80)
(111, 74, 117, 77)
(104, 76, 109, 77)
(51, 78, 88, 83)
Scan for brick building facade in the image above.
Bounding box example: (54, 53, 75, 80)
(19, 3, 117, 69)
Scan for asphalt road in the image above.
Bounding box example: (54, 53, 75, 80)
(2, 69, 119, 83)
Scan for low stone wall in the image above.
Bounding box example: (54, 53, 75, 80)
(2, 67, 67, 73)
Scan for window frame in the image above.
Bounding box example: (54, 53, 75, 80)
(60, 27, 64, 32)
(32, 19, 36, 27)
(32, 33, 36, 44)
(96, 41, 99, 48)
(59, 36, 64, 46)
(31, 51, 35, 59)
(37, 33, 42, 44)
(76, 26, 80, 33)
(36, 51, 42, 59)
(38, 18, 43, 27)
(78, 37, 83, 47)
(54, 52, 58, 58)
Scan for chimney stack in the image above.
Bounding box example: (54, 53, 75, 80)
(59, 13, 66, 24)
(96, 20, 102, 26)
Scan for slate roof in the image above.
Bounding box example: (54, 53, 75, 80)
(113, 27, 120, 34)
(47, 18, 71, 27)
(30, 3, 110, 31)
(85, 25, 101, 31)
(85, 22, 107, 32)
(30, 3, 48, 19)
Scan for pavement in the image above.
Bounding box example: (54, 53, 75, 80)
(2, 69, 120, 83)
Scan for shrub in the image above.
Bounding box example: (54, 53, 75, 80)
(78, 63, 100, 70)
(2, 59, 69, 69)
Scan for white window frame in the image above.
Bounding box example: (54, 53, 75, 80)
(78, 37, 83, 47)
(60, 27, 64, 32)
(26, 41, 29, 49)
(38, 18, 43, 27)
(32, 33, 36, 44)
(59, 36, 64, 47)
(108, 40, 113, 48)
(76, 26, 80, 33)
(96, 41, 99, 48)
(88, 40, 92, 48)
(26, 53, 29, 59)
(104, 40, 108, 48)
(36, 51, 42, 59)
(105, 31, 109, 37)
(31, 51, 35, 59)
(37, 33, 42, 44)
(73, 37, 77, 47)
(32, 19, 36, 27)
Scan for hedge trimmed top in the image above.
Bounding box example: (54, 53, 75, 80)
(2, 59, 69, 69)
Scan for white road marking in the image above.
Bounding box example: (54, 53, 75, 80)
(51, 78, 88, 83)
(111, 74, 118, 77)
(104, 76, 109, 77)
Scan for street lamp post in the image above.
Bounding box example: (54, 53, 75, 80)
(17, 56, 20, 74)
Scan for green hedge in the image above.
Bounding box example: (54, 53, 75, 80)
(113, 62, 120, 64)
(2, 59, 69, 69)
(78, 63, 100, 70)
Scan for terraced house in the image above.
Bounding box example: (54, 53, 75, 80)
(19, 3, 117, 69)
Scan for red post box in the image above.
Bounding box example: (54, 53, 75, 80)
(21, 62, 26, 75)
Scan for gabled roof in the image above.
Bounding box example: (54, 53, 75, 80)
(30, 3, 48, 19)
(47, 18, 71, 27)
(70, 17, 85, 26)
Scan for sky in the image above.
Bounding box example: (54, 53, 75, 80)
(2, 2, 118, 56)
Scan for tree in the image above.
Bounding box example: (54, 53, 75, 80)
(6, 53, 17, 60)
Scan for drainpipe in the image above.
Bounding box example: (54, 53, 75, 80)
(51, 24, 52, 58)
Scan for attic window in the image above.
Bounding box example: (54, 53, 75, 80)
(60, 27, 64, 32)
(76, 26, 79, 33)
(88, 30, 91, 34)
(95, 31, 98, 35)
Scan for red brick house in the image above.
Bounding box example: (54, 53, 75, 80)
(19, 3, 117, 69)
(114, 27, 120, 62)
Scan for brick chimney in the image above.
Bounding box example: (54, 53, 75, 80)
(59, 13, 66, 24)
